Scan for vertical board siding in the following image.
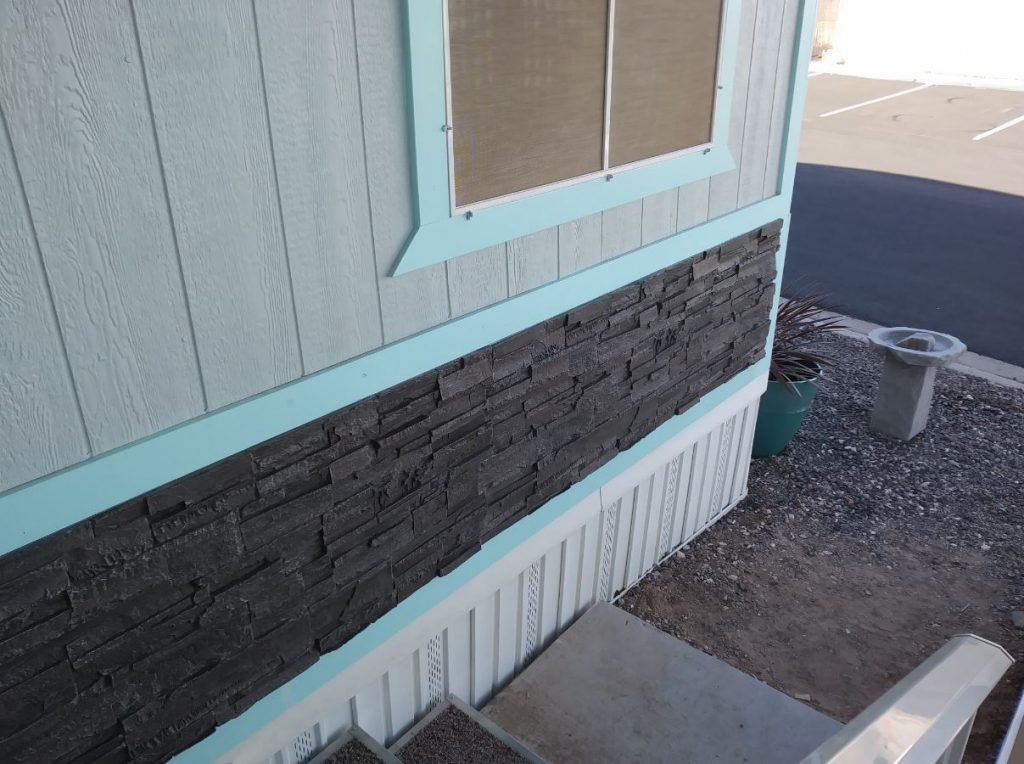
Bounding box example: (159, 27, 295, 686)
(641, 189, 680, 244)
(494, 581, 518, 688)
(0, 110, 90, 488)
(384, 655, 417, 741)
(600, 200, 643, 260)
(446, 614, 472, 702)
(254, 0, 384, 373)
(0, 0, 204, 453)
(446, 245, 509, 317)
(353, 0, 450, 343)
(233, 392, 762, 764)
(469, 594, 497, 706)
(0, 0, 790, 493)
(737, 0, 787, 207)
(135, 0, 301, 409)
(676, 178, 713, 232)
(709, 0, 760, 217)
(763, 0, 802, 198)
(352, 677, 388, 743)
(507, 227, 559, 295)
(557, 213, 603, 277)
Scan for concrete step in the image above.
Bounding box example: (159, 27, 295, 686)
(389, 696, 547, 764)
(483, 603, 842, 764)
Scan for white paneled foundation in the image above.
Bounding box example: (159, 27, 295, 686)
(220, 375, 765, 764)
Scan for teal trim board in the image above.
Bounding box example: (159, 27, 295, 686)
(0, 196, 787, 559)
(391, 0, 743, 275)
(778, 0, 818, 200)
(168, 357, 770, 764)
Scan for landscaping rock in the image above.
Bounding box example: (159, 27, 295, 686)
(621, 334, 1024, 764)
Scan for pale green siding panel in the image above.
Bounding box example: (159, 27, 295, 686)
(677, 179, 712, 232)
(0, 0, 205, 452)
(0, 0, 797, 490)
(558, 213, 603, 277)
(641, 189, 681, 245)
(447, 245, 509, 317)
(737, 0, 787, 207)
(508, 228, 559, 295)
(709, 0, 759, 217)
(763, 0, 802, 198)
(354, 0, 451, 343)
(0, 108, 90, 491)
(135, 0, 301, 409)
(255, 0, 384, 373)
(601, 200, 643, 260)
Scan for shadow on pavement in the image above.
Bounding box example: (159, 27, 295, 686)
(783, 163, 1024, 366)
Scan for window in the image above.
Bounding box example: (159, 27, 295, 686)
(393, 0, 739, 276)
(447, 0, 726, 209)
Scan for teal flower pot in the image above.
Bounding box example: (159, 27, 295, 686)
(752, 376, 819, 458)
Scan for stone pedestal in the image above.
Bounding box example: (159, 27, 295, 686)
(867, 326, 966, 442)
(871, 357, 937, 440)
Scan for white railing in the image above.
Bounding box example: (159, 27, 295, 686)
(801, 634, 1013, 764)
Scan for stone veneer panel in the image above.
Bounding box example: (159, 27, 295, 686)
(0, 222, 780, 763)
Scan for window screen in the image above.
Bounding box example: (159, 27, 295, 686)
(448, 0, 609, 207)
(609, 0, 724, 166)
(447, 0, 725, 208)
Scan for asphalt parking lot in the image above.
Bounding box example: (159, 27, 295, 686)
(801, 73, 1024, 194)
(785, 74, 1024, 365)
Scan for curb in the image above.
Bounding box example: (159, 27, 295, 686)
(821, 310, 1024, 391)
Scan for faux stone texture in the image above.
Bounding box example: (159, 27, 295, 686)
(0, 223, 780, 763)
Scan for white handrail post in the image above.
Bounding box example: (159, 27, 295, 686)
(801, 635, 1012, 764)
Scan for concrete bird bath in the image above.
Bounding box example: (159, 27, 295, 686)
(867, 327, 967, 440)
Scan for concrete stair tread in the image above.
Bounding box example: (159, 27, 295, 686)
(483, 603, 842, 764)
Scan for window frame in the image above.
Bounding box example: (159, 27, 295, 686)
(392, 0, 743, 276)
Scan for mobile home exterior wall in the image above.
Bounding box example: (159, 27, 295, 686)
(0, 0, 815, 761)
(1, 0, 800, 492)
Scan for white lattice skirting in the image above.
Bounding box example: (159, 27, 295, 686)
(220, 374, 766, 764)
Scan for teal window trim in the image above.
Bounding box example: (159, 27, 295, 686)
(392, 0, 744, 276)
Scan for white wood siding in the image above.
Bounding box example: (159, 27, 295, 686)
(217, 376, 765, 764)
(0, 0, 798, 492)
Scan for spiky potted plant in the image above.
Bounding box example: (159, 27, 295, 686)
(752, 295, 845, 457)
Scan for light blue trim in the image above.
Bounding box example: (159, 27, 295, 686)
(765, 0, 817, 355)
(778, 0, 818, 200)
(391, 0, 743, 276)
(168, 357, 768, 764)
(0, 196, 785, 559)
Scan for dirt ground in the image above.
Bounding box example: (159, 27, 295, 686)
(620, 336, 1024, 763)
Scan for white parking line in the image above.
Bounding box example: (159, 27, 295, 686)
(819, 83, 932, 118)
(808, 71, 826, 77)
(972, 113, 1024, 142)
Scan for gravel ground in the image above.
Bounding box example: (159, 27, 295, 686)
(620, 334, 1024, 763)
(397, 706, 528, 764)
(322, 738, 384, 764)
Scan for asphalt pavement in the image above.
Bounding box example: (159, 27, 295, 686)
(785, 74, 1024, 365)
